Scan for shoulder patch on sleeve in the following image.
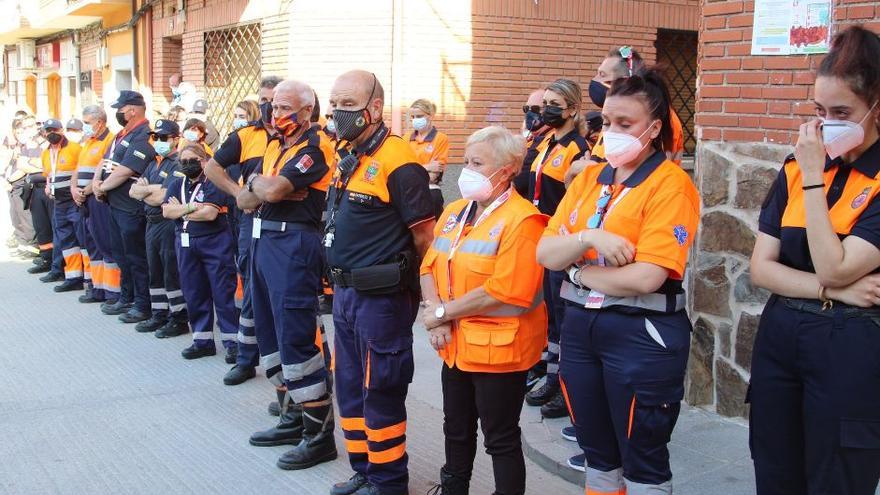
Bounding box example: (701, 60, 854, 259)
(295, 154, 314, 173)
(133, 150, 146, 160)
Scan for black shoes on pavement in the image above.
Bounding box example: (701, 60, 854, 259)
(250, 390, 304, 447)
(135, 315, 167, 333)
(78, 289, 103, 303)
(224, 346, 237, 364)
(525, 379, 559, 406)
(224, 365, 256, 385)
(330, 473, 368, 495)
(541, 390, 569, 419)
(181, 345, 216, 360)
(101, 300, 131, 316)
(53, 279, 83, 293)
(155, 320, 188, 338)
(39, 271, 64, 283)
(119, 309, 150, 324)
(276, 397, 337, 470)
(27, 261, 50, 274)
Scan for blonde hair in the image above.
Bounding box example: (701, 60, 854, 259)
(235, 100, 261, 122)
(466, 126, 525, 180)
(410, 98, 437, 116)
(545, 78, 585, 135)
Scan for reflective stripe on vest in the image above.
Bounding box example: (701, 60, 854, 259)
(484, 288, 545, 317)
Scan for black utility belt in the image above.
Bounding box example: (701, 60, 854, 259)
(782, 297, 880, 319)
(146, 213, 166, 224)
(328, 252, 417, 295)
(255, 218, 317, 233)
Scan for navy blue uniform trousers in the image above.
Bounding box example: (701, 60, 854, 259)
(86, 196, 118, 301)
(560, 304, 690, 493)
(109, 207, 149, 311)
(145, 220, 186, 323)
(175, 229, 238, 350)
(542, 269, 566, 382)
(749, 295, 880, 495)
(235, 213, 259, 369)
(53, 201, 83, 282)
(251, 226, 327, 402)
(334, 287, 417, 495)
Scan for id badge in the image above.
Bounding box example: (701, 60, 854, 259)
(50, 184, 55, 195)
(252, 218, 261, 239)
(584, 290, 605, 309)
(181, 232, 190, 248)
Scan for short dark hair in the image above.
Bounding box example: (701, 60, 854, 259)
(608, 67, 674, 152)
(260, 76, 282, 90)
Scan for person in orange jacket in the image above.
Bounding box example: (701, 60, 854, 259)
(404, 98, 449, 219)
(420, 125, 548, 495)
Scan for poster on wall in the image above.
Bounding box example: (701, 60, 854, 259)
(751, 0, 832, 55)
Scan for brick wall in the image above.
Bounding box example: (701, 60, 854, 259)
(691, 0, 880, 417)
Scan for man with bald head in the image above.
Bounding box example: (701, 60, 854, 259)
(235, 79, 337, 471)
(325, 70, 435, 495)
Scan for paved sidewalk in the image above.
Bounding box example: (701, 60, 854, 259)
(0, 249, 573, 495)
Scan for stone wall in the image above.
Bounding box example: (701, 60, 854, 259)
(687, 141, 790, 416)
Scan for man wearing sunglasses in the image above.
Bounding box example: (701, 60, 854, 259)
(129, 119, 188, 338)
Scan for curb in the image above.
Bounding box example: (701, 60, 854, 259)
(520, 404, 583, 487)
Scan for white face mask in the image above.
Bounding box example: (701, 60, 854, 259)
(822, 101, 878, 160)
(232, 118, 248, 131)
(602, 122, 657, 169)
(412, 117, 428, 131)
(458, 167, 501, 202)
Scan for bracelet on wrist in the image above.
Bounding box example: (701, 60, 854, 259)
(803, 183, 824, 191)
(818, 285, 833, 311)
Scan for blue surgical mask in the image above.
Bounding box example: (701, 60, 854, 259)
(326, 119, 336, 134)
(153, 140, 172, 157)
(82, 123, 95, 138)
(183, 129, 200, 142)
(412, 117, 428, 131)
(171, 87, 181, 97)
(232, 118, 248, 131)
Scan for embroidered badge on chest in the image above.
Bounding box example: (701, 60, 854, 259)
(488, 222, 504, 240)
(852, 187, 871, 209)
(441, 214, 457, 234)
(363, 162, 380, 183)
(196, 190, 205, 202)
(673, 225, 689, 246)
(569, 209, 578, 226)
(295, 154, 314, 173)
(426, 144, 434, 153)
(551, 155, 563, 167)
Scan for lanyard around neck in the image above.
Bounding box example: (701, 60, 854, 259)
(181, 179, 204, 232)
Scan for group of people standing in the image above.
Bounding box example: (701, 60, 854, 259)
(5, 25, 880, 495)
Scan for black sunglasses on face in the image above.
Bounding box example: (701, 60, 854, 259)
(522, 105, 541, 114)
(151, 134, 176, 142)
(180, 158, 201, 166)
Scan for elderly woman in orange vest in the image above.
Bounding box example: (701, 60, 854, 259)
(420, 126, 548, 495)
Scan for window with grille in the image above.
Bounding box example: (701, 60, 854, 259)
(655, 29, 697, 156)
(203, 23, 262, 139)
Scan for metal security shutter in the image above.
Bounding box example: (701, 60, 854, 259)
(203, 22, 262, 139)
(655, 29, 698, 156)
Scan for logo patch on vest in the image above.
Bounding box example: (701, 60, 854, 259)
(121, 140, 130, 147)
(569, 208, 578, 226)
(195, 190, 205, 202)
(133, 150, 146, 160)
(441, 213, 457, 234)
(294, 154, 314, 173)
(488, 221, 504, 239)
(852, 187, 871, 209)
(552, 155, 563, 167)
(363, 162, 379, 183)
(425, 144, 434, 153)
(673, 225, 689, 246)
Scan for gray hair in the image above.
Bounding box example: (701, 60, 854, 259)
(82, 105, 107, 123)
(466, 126, 525, 176)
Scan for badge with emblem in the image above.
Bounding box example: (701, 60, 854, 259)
(673, 225, 689, 246)
(552, 155, 563, 167)
(295, 155, 314, 173)
(426, 144, 434, 153)
(569, 209, 578, 226)
(133, 150, 146, 160)
(363, 163, 379, 183)
(852, 187, 871, 209)
(195, 190, 205, 202)
(441, 214, 457, 234)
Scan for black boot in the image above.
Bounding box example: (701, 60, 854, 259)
(268, 400, 281, 417)
(250, 390, 304, 447)
(428, 467, 470, 495)
(525, 379, 559, 406)
(540, 390, 569, 419)
(330, 473, 368, 495)
(276, 396, 337, 470)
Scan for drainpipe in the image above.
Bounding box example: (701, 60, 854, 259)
(73, 30, 81, 110)
(131, 0, 138, 89)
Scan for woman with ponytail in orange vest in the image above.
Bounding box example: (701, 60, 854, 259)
(420, 126, 548, 495)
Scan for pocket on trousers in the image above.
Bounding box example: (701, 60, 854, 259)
(283, 295, 317, 311)
(840, 418, 880, 449)
(629, 379, 683, 447)
(366, 336, 414, 391)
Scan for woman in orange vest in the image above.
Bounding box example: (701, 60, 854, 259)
(537, 68, 700, 494)
(404, 98, 449, 219)
(420, 126, 548, 495)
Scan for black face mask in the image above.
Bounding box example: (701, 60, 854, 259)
(260, 101, 273, 125)
(334, 73, 378, 142)
(179, 158, 203, 179)
(46, 132, 63, 145)
(542, 106, 567, 129)
(589, 80, 609, 108)
(115, 111, 128, 127)
(524, 111, 543, 132)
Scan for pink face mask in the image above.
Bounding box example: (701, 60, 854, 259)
(602, 121, 657, 168)
(822, 100, 878, 159)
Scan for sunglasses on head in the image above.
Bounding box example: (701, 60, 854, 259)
(151, 133, 176, 142)
(522, 105, 541, 114)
